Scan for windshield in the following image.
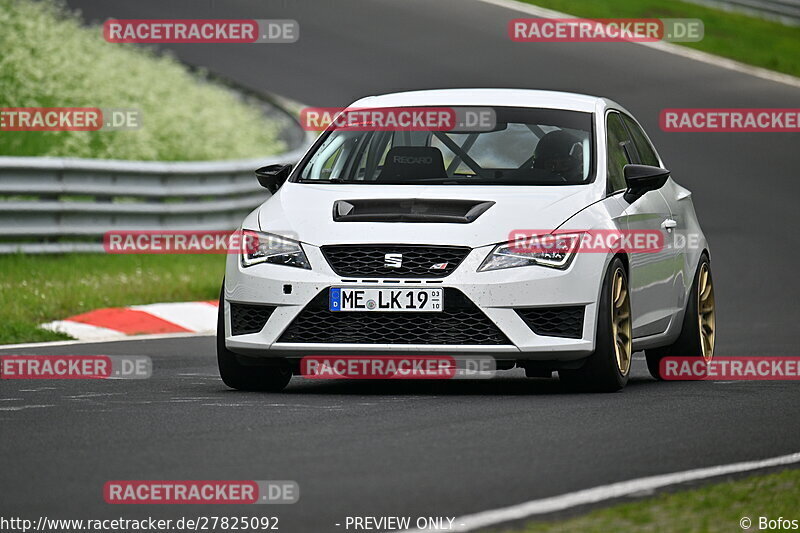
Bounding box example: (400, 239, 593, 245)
(296, 107, 594, 185)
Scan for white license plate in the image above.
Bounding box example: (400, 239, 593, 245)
(329, 287, 443, 312)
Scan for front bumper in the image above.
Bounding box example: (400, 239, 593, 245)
(223, 243, 608, 361)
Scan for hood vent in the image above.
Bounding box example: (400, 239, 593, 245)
(332, 198, 494, 224)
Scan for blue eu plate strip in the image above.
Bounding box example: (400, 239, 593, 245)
(329, 288, 341, 311)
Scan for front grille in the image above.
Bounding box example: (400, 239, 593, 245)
(230, 303, 276, 335)
(321, 245, 470, 278)
(516, 306, 584, 339)
(278, 288, 510, 345)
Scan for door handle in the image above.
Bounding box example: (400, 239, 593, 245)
(661, 218, 677, 230)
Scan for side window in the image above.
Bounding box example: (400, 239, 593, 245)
(320, 145, 344, 180)
(606, 112, 632, 193)
(621, 114, 660, 167)
(299, 133, 358, 181)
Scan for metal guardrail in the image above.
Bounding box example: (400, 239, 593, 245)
(0, 145, 310, 254)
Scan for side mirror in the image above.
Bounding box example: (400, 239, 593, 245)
(623, 164, 670, 203)
(255, 164, 292, 193)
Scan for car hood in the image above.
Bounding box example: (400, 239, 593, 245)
(257, 183, 598, 248)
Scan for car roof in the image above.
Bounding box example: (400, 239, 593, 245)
(349, 89, 608, 113)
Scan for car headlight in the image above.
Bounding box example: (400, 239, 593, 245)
(478, 232, 582, 271)
(240, 230, 311, 269)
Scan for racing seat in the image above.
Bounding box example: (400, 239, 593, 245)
(376, 146, 447, 182)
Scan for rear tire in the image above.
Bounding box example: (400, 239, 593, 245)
(559, 257, 631, 392)
(645, 254, 715, 380)
(217, 286, 291, 392)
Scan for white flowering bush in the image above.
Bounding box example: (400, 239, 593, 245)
(0, 0, 285, 160)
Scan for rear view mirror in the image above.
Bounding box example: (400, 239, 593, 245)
(255, 164, 292, 193)
(623, 164, 670, 203)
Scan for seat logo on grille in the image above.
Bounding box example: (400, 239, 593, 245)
(384, 253, 403, 268)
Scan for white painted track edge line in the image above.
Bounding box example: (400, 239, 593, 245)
(475, 0, 800, 89)
(397, 451, 800, 532)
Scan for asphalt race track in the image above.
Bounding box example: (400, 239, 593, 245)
(2, 1, 799, 531)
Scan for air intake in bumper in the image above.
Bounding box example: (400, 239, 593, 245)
(516, 306, 584, 339)
(230, 303, 276, 335)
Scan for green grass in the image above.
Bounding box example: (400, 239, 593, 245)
(0, 254, 225, 344)
(0, 0, 285, 160)
(504, 468, 800, 533)
(517, 0, 800, 78)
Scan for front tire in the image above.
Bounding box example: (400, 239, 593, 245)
(217, 286, 291, 392)
(645, 254, 715, 380)
(559, 257, 632, 392)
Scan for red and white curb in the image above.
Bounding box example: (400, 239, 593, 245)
(41, 301, 219, 341)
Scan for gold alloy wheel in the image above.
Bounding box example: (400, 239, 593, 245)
(698, 263, 716, 362)
(611, 268, 633, 375)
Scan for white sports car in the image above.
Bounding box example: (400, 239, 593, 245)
(218, 89, 715, 392)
